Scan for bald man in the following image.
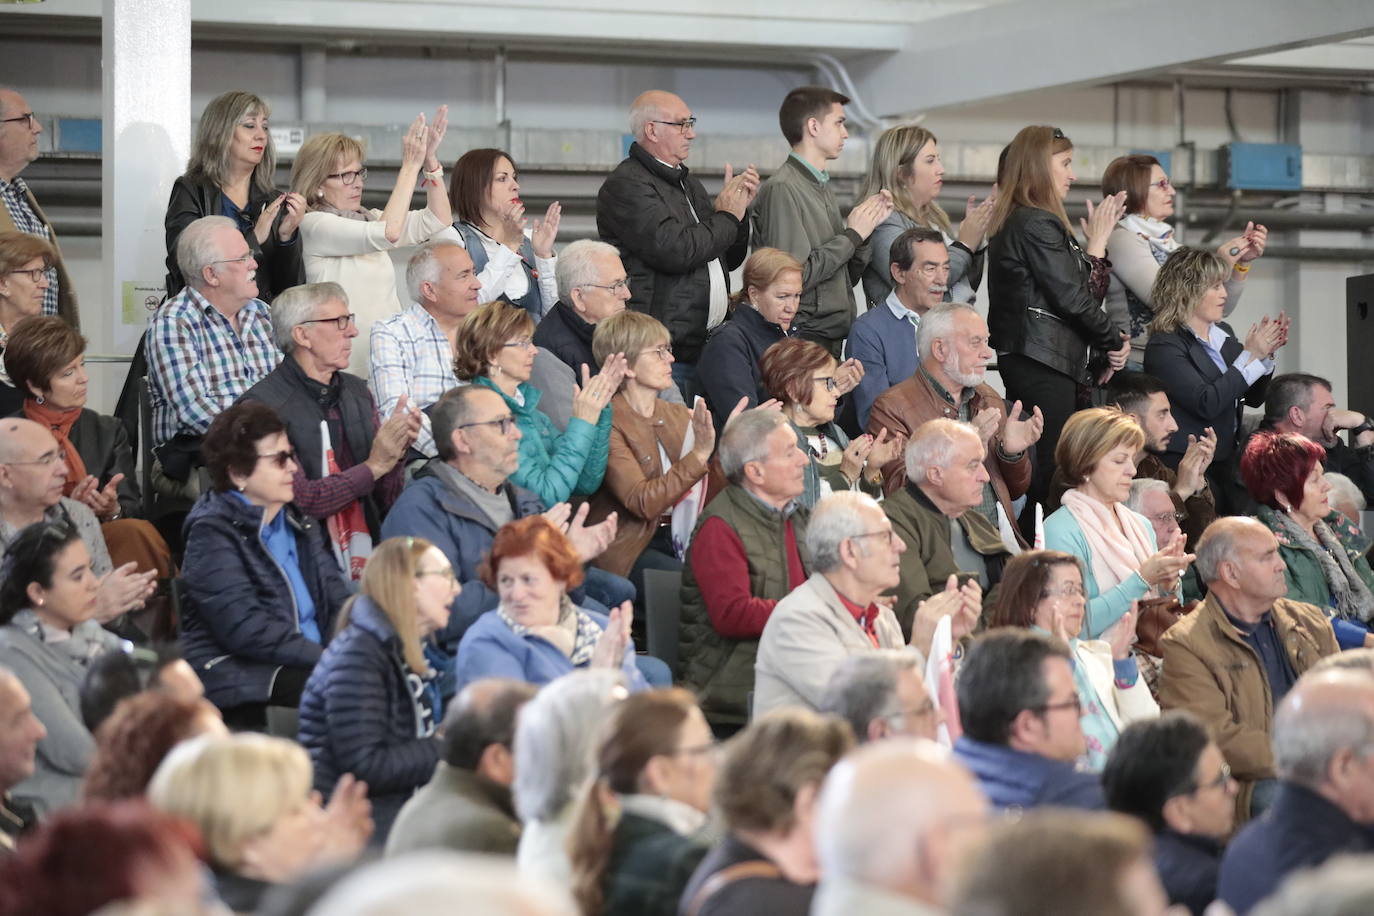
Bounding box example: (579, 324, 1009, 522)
(812, 738, 988, 915)
(0, 418, 154, 622)
(595, 90, 758, 401)
(0, 668, 46, 851)
(1218, 670, 1374, 914)
(1159, 516, 1338, 823)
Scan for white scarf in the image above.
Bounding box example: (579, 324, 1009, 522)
(1118, 213, 1179, 264)
(1060, 489, 1158, 594)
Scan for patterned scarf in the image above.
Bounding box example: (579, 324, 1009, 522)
(1270, 509, 1374, 624)
(1117, 214, 1180, 338)
(312, 203, 373, 222)
(498, 594, 604, 667)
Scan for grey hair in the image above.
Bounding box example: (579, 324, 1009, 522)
(175, 215, 239, 291)
(406, 239, 466, 304)
(1193, 517, 1265, 585)
(511, 669, 628, 824)
(430, 385, 490, 463)
(819, 650, 920, 743)
(916, 302, 979, 361)
(270, 282, 349, 354)
(628, 94, 670, 142)
(1309, 648, 1374, 678)
(1125, 478, 1171, 516)
(555, 239, 620, 303)
(807, 491, 884, 573)
(1249, 855, 1374, 916)
(1326, 472, 1366, 515)
(719, 409, 791, 485)
(904, 418, 978, 485)
(1274, 679, 1374, 788)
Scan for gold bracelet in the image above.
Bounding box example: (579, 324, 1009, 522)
(1233, 262, 1251, 273)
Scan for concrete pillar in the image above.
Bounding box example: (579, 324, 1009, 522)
(300, 46, 327, 123)
(101, 0, 190, 369)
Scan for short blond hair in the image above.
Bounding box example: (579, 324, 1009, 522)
(1149, 247, 1230, 334)
(1055, 407, 1145, 486)
(290, 132, 367, 209)
(147, 733, 312, 869)
(592, 310, 668, 371)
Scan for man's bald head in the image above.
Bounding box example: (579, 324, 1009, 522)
(442, 677, 536, 783)
(1276, 670, 1374, 823)
(0, 418, 43, 464)
(629, 91, 694, 167)
(814, 738, 988, 904)
(1194, 515, 1289, 615)
(0, 418, 68, 509)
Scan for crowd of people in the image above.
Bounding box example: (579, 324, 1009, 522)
(3, 79, 1374, 916)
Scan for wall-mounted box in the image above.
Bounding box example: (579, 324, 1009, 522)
(1220, 142, 1302, 191)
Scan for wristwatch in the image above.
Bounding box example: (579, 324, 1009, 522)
(1350, 418, 1374, 438)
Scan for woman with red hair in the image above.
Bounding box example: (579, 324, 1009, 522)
(1241, 431, 1374, 649)
(455, 516, 647, 691)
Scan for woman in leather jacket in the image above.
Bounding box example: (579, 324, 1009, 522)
(163, 91, 305, 302)
(986, 125, 1129, 524)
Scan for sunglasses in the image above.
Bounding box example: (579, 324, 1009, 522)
(256, 449, 297, 469)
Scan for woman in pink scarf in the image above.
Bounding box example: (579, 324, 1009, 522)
(1042, 408, 1193, 637)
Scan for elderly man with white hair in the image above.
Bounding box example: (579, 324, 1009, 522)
(812, 738, 989, 915)
(819, 650, 941, 743)
(532, 239, 630, 374)
(680, 407, 811, 728)
(240, 281, 420, 558)
(595, 90, 757, 402)
(881, 418, 1006, 637)
(754, 491, 974, 717)
(1127, 477, 1204, 607)
(867, 303, 1039, 535)
(145, 214, 280, 490)
(1218, 668, 1374, 914)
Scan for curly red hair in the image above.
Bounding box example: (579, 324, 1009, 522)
(1240, 431, 1326, 511)
(83, 692, 213, 802)
(479, 515, 585, 591)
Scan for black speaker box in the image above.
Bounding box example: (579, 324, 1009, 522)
(1348, 273, 1374, 411)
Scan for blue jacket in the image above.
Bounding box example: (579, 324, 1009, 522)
(847, 299, 919, 429)
(297, 595, 441, 841)
(697, 305, 789, 434)
(1218, 782, 1373, 914)
(454, 606, 648, 692)
(179, 490, 350, 710)
(473, 376, 610, 506)
(952, 736, 1106, 811)
(1155, 830, 1222, 916)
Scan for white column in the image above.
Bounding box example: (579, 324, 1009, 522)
(101, 0, 191, 360)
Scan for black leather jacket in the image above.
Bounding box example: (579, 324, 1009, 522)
(988, 206, 1122, 381)
(163, 174, 304, 301)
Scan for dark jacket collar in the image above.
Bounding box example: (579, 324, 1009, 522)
(277, 352, 340, 410)
(547, 300, 596, 347)
(1269, 781, 1367, 843)
(348, 594, 401, 649)
(732, 302, 789, 339)
(628, 141, 689, 183)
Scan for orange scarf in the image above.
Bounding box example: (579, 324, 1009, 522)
(22, 399, 88, 496)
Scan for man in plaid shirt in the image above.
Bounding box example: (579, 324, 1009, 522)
(0, 89, 79, 327)
(146, 216, 279, 484)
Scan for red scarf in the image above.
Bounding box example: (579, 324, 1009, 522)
(22, 399, 88, 496)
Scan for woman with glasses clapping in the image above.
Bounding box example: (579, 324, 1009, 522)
(179, 402, 351, 731)
(290, 107, 452, 375)
(297, 536, 458, 841)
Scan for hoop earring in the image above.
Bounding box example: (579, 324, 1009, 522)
(490, 364, 503, 378)
(34, 395, 44, 405)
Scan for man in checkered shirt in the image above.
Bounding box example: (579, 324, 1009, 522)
(146, 216, 279, 488)
(0, 88, 79, 328)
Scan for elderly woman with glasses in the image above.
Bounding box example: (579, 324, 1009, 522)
(290, 107, 452, 375)
(298, 536, 458, 840)
(455, 516, 645, 692)
(163, 90, 306, 302)
(0, 231, 56, 413)
(454, 301, 622, 508)
(988, 550, 1159, 770)
(178, 402, 351, 730)
(1102, 154, 1267, 368)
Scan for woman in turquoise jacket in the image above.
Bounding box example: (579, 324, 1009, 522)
(454, 302, 621, 506)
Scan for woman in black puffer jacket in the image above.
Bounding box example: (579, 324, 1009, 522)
(297, 536, 458, 841)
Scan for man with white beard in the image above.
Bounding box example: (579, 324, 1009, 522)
(867, 303, 1042, 534)
(849, 227, 950, 428)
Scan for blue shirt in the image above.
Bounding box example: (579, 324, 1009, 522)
(233, 491, 321, 644)
(1193, 323, 1273, 386)
(1220, 602, 1296, 707)
(787, 152, 829, 184)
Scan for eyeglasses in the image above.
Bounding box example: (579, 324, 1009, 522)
(579, 279, 630, 295)
(5, 267, 48, 283)
(256, 449, 297, 469)
(300, 313, 356, 331)
(851, 529, 898, 545)
(1148, 510, 1185, 525)
(416, 567, 458, 584)
(1151, 177, 1173, 191)
(651, 118, 697, 132)
(1174, 763, 1232, 798)
(327, 168, 368, 186)
(813, 376, 839, 392)
(884, 699, 936, 723)
(646, 344, 673, 361)
(0, 112, 36, 129)
(501, 338, 535, 351)
(1034, 695, 1082, 716)
(5, 448, 66, 467)
(458, 416, 518, 436)
(1040, 582, 1086, 599)
(210, 253, 254, 267)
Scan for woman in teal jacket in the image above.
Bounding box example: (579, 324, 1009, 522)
(454, 302, 622, 506)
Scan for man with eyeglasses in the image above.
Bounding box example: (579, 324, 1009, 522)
(240, 282, 421, 570)
(532, 239, 631, 375)
(1103, 711, 1237, 915)
(1218, 669, 1374, 914)
(596, 90, 757, 402)
(0, 418, 157, 625)
(1126, 479, 1205, 610)
(953, 629, 1107, 810)
(382, 385, 623, 655)
(145, 215, 280, 495)
(819, 650, 940, 744)
(869, 305, 1038, 541)
(0, 89, 78, 327)
(848, 227, 950, 429)
(1108, 371, 1217, 550)
(755, 491, 972, 718)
